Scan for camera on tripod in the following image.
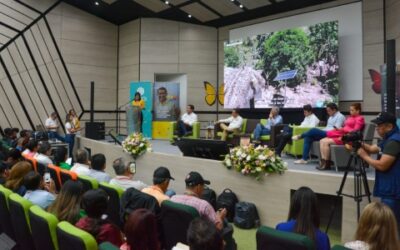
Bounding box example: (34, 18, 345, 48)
(342, 131, 363, 150)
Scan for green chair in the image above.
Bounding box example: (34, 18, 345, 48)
(56, 221, 98, 250)
(0, 185, 15, 239)
(99, 242, 120, 250)
(29, 205, 59, 250)
(331, 245, 351, 250)
(251, 119, 285, 147)
(99, 182, 124, 228)
(256, 226, 314, 250)
(169, 121, 200, 142)
(284, 126, 314, 157)
(8, 193, 35, 250)
(78, 175, 99, 192)
(160, 200, 200, 250)
(216, 119, 248, 143)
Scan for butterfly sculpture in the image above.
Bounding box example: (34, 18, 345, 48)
(204, 81, 224, 106)
(368, 69, 381, 94)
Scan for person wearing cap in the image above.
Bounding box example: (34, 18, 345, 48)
(170, 171, 227, 231)
(142, 166, 174, 206)
(109, 158, 147, 191)
(357, 112, 400, 227)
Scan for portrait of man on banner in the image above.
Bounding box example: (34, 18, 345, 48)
(153, 83, 180, 121)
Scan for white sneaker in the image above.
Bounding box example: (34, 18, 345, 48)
(294, 159, 308, 164)
(292, 135, 301, 141)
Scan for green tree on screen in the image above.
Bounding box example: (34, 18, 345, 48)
(309, 21, 338, 63)
(224, 46, 240, 67)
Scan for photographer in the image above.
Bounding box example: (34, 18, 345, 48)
(357, 112, 400, 228)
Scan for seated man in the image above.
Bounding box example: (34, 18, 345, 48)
(110, 158, 147, 190)
(274, 104, 320, 156)
(45, 112, 65, 142)
(70, 149, 91, 176)
(142, 166, 175, 206)
(176, 104, 198, 137)
(215, 109, 243, 141)
(292, 102, 345, 164)
(253, 107, 283, 142)
(35, 141, 53, 166)
(23, 171, 56, 209)
(88, 153, 111, 183)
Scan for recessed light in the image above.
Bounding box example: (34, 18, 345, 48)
(165, 1, 169, 4)
(188, 14, 192, 18)
(95, 1, 99, 6)
(231, 0, 235, 1)
(239, 4, 243, 8)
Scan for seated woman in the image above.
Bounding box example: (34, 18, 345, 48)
(276, 187, 330, 250)
(4, 161, 32, 196)
(318, 102, 365, 170)
(53, 147, 71, 170)
(47, 180, 84, 224)
(75, 189, 123, 246)
(22, 139, 39, 158)
(345, 202, 400, 250)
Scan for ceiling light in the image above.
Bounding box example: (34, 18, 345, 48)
(165, 1, 169, 4)
(95, 1, 99, 6)
(231, 0, 235, 1)
(239, 4, 243, 8)
(188, 14, 192, 18)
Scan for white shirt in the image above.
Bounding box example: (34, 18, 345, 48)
(181, 112, 198, 126)
(70, 163, 90, 176)
(24, 190, 55, 209)
(109, 176, 148, 191)
(88, 169, 111, 183)
(219, 115, 243, 130)
(300, 113, 320, 127)
(35, 153, 53, 166)
(45, 118, 58, 132)
(65, 122, 73, 135)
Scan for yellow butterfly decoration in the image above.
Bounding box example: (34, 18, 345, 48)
(204, 81, 224, 106)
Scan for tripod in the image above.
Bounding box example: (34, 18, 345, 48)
(325, 148, 372, 233)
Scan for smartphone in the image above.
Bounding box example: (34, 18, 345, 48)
(129, 162, 136, 174)
(44, 172, 51, 183)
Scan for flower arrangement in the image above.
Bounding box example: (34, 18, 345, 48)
(122, 133, 151, 159)
(223, 144, 287, 180)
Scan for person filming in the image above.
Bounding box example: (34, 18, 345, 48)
(357, 112, 400, 228)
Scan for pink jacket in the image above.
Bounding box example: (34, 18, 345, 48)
(327, 115, 365, 144)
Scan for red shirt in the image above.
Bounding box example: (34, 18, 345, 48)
(75, 217, 123, 247)
(327, 115, 365, 144)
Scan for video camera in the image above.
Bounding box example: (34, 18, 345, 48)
(342, 131, 363, 150)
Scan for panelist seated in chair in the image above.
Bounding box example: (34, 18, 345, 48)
(253, 107, 283, 143)
(176, 104, 198, 137)
(215, 109, 243, 141)
(275, 104, 320, 157)
(292, 102, 345, 164)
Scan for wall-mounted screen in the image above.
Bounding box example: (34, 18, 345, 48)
(224, 20, 339, 109)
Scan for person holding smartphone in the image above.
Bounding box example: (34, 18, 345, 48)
(23, 171, 56, 209)
(109, 158, 147, 191)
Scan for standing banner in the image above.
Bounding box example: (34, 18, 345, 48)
(130, 82, 152, 138)
(153, 82, 180, 121)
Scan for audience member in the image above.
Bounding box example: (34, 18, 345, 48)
(54, 147, 71, 170)
(176, 104, 198, 137)
(345, 202, 400, 250)
(45, 112, 65, 142)
(0, 162, 9, 185)
(186, 218, 223, 250)
(48, 180, 84, 224)
(3, 148, 23, 168)
(23, 171, 56, 209)
(215, 109, 243, 141)
(71, 149, 90, 176)
(253, 107, 283, 142)
(65, 113, 78, 158)
(3, 128, 19, 147)
(4, 161, 32, 195)
(22, 139, 39, 158)
(76, 189, 123, 246)
(35, 141, 53, 166)
(120, 208, 161, 250)
(171, 171, 226, 230)
(276, 186, 330, 250)
(110, 158, 147, 190)
(142, 166, 174, 206)
(293, 102, 345, 164)
(15, 130, 31, 151)
(88, 154, 111, 183)
(275, 104, 320, 156)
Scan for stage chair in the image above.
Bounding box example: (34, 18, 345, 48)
(29, 205, 59, 250)
(256, 226, 314, 250)
(215, 119, 248, 145)
(168, 121, 200, 142)
(48, 164, 62, 191)
(99, 182, 124, 228)
(284, 126, 324, 157)
(99, 242, 120, 250)
(56, 221, 97, 250)
(8, 193, 35, 250)
(0, 185, 15, 239)
(331, 245, 351, 250)
(251, 119, 284, 147)
(77, 175, 99, 192)
(160, 200, 200, 249)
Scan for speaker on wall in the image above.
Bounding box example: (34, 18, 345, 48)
(85, 122, 105, 140)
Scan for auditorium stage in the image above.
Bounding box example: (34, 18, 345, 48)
(77, 136, 376, 243)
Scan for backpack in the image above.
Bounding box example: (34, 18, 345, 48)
(233, 202, 260, 229)
(201, 186, 217, 210)
(217, 188, 238, 222)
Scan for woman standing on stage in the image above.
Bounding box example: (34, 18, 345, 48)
(69, 109, 81, 135)
(65, 114, 79, 158)
(132, 92, 145, 133)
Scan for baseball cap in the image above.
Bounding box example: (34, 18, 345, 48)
(371, 112, 397, 125)
(153, 166, 175, 181)
(185, 171, 210, 186)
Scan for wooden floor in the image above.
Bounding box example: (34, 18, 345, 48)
(77, 136, 376, 243)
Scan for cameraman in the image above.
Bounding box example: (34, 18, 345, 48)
(357, 112, 400, 227)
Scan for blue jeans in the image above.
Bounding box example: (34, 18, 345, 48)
(65, 134, 75, 158)
(48, 131, 65, 142)
(254, 123, 271, 140)
(381, 198, 400, 229)
(301, 128, 327, 160)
